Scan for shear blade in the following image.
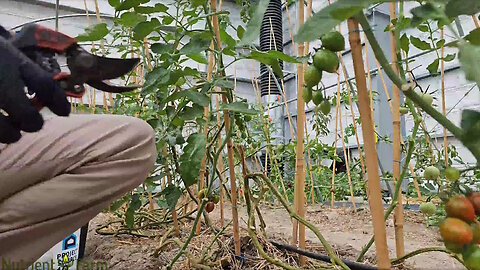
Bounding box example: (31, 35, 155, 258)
(87, 80, 140, 93)
(92, 56, 140, 80)
(68, 47, 140, 81)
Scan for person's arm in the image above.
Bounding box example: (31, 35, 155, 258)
(0, 34, 70, 144)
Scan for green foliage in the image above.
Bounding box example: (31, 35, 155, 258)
(75, 23, 108, 42)
(238, 0, 269, 46)
(180, 133, 206, 187)
(459, 42, 480, 86)
(296, 0, 384, 42)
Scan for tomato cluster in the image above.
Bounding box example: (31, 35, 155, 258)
(198, 188, 220, 213)
(440, 193, 480, 269)
(303, 31, 345, 115)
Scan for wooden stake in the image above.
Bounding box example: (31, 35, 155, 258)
(440, 28, 448, 168)
(210, 0, 240, 255)
(389, 3, 405, 258)
(293, 0, 306, 265)
(473, 15, 480, 28)
(347, 17, 391, 270)
(337, 91, 357, 212)
(339, 57, 367, 186)
(196, 44, 214, 234)
(331, 76, 341, 208)
(216, 95, 225, 227)
(337, 84, 357, 212)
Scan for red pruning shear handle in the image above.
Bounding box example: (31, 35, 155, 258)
(12, 24, 140, 98)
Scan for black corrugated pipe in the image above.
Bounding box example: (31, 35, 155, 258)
(259, 0, 283, 96)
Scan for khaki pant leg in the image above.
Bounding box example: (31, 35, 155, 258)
(0, 114, 156, 262)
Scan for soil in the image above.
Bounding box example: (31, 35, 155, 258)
(81, 203, 466, 270)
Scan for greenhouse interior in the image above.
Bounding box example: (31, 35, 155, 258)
(1, 0, 480, 269)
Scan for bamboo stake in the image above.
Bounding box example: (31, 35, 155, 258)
(374, 48, 422, 198)
(331, 76, 341, 208)
(305, 0, 315, 206)
(348, 17, 391, 270)
(440, 28, 448, 168)
(339, 57, 367, 186)
(163, 148, 180, 237)
(93, 0, 109, 111)
(473, 15, 480, 28)
(210, 0, 240, 255)
(364, 34, 374, 109)
(376, 51, 422, 199)
(389, 3, 405, 258)
(337, 86, 357, 212)
(268, 13, 309, 206)
(293, 0, 306, 265)
(195, 44, 214, 234)
(216, 95, 225, 227)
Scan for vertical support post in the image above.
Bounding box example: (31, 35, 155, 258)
(348, 17, 391, 270)
(293, 0, 306, 266)
(209, 0, 241, 255)
(389, 3, 405, 258)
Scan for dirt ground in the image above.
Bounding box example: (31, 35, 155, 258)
(81, 203, 465, 270)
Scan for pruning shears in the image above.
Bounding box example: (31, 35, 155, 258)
(11, 24, 140, 98)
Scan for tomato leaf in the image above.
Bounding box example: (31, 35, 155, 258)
(466, 28, 480, 46)
(427, 58, 439, 75)
(151, 43, 174, 54)
(125, 207, 135, 228)
(76, 23, 108, 42)
(116, 0, 149, 11)
(179, 133, 206, 187)
(461, 109, 480, 144)
(436, 39, 445, 48)
(134, 3, 167, 14)
(237, 25, 245, 40)
(459, 42, 480, 87)
(187, 53, 208, 64)
(220, 102, 258, 115)
(239, 0, 269, 46)
(185, 90, 210, 106)
(446, 0, 480, 17)
(400, 33, 409, 54)
(133, 18, 160, 40)
(109, 0, 121, 8)
(180, 33, 212, 55)
(215, 79, 234, 89)
(296, 0, 383, 42)
(220, 29, 237, 48)
(443, 53, 456, 62)
(117, 11, 147, 27)
(410, 36, 431, 51)
(160, 185, 182, 211)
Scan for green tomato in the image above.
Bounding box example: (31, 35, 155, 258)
(445, 167, 460, 181)
(419, 202, 437, 216)
(424, 165, 440, 180)
(302, 87, 313, 103)
(304, 65, 322, 88)
(463, 245, 480, 270)
(399, 107, 409, 115)
(319, 100, 331, 115)
(313, 49, 339, 73)
(421, 93, 434, 106)
(320, 31, 345, 52)
(312, 90, 324, 106)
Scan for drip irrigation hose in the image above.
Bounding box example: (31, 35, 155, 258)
(270, 240, 378, 270)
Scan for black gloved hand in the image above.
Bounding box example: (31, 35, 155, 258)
(0, 35, 70, 144)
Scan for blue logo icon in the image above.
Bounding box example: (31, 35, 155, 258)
(62, 234, 77, 250)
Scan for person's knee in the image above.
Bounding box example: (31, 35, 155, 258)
(123, 116, 157, 166)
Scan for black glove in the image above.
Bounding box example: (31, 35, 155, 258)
(0, 35, 70, 144)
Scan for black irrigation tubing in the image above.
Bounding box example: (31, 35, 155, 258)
(270, 240, 378, 270)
